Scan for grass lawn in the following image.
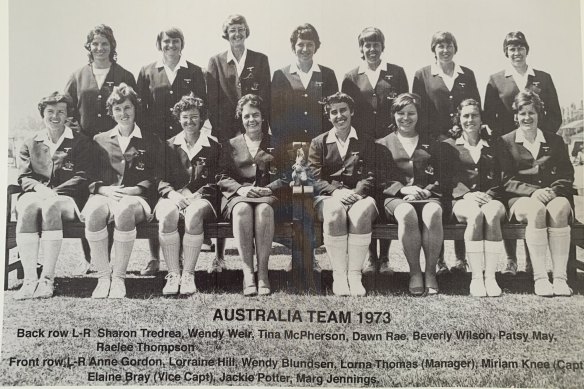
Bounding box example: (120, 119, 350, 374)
(1, 237, 583, 387)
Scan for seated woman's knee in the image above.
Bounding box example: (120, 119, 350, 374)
(232, 203, 253, 221)
(156, 204, 180, 233)
(322, 199, 346, 225)
(255, 203, 274, 220)
(482, 200, 506, 225)
(392, 203, 417, 226)
(546, 197, 571, 225)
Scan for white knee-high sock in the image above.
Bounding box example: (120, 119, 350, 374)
(159, 230, 180, 274)
(525, 227, 549, 281)
(348, 233, 371, 296)
(16, 232, 40, 281)
(40, 230, 63, 279)
(85, 227, 110, 279)
(548, 226, 571, 281)
(112, 229, 136, 279)
(484, 240, 503, 279)
(324, 234, 349, 294)
(183, 232, 204, 274)
(466, 240, 484, 279)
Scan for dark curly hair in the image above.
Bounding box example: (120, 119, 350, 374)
(106, 83, 141, 117)
(512, 89, 544, 116)
(172, 93, 207, 122)
(84, 24, 117, 63)
(449, 98, 490, 140)
(322, 92, 355, 117)
(38, 92, 74, 118)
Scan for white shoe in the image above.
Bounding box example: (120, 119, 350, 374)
(180, 273, 197, 295)
(163, 272, 181, 295)
(108, 278, 126, 299)
(14, 280, 38, 300)
(348, 274, 366, 296)
(552, 279, 573, 296)
(207, 257, 226, 273)
(33, 278, 54, 299)
(91, 278, 111, 299)
(534, 279, 554, 297)
(361, 257, 375, 274)
(140, 259, 160, 276)
(469, 278, 487, 297)
(485, 278, 502, 297)
(71, 260, 90, 276)
(332, 273, 350, 296)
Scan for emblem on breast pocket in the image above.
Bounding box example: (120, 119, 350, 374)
(135, 149, 146, 171)
(425, 164, 434, 175)
(315, 81, 324, 88)
(551, 166, 557, 175)
(184, 78, 191, 84)
(458, 82, 466, 88)
(541, 146, 551, 155)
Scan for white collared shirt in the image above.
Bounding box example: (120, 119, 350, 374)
(290, 61, 321, 89)
(456, 136, 489, 164)
(243, 134, 262, 158)
(396, 133, 419, 159)
(92, 65, 110, 90)
(112, 124, 143, 153)
(326, 127, 358, 159)
(173, 130, 215, 161)
(358, 61, 384, 89)
(227, 48, 248, 77)
(515, 128, 546, 159)
(505, 64, 535, 91)
(40, 126, 74, 157)
(431, 62, 464, 91)
(156, 56, 188, 85)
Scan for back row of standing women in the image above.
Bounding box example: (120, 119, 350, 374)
(14, 16, 573, 300)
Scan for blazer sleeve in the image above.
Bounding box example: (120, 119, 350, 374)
(64, 74, 80, 124)
(541, 74, 562, 133)
(307, 138, 338, 196)
(270, 69, 287, 136)
(396, 66, 409, 94)
(158, 144, 185, 198)
(206, 57, 220, 132)
(374, 144, 406, 197)
(549, 140, 575, 197)
(259, 55, 272, 126)
(484, 76, 504, 136)
(136, 66, 151, 129)
(17, 141, 44, 192)
(216, 144, 244, 199)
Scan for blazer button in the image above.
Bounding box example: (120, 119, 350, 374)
(303, 94, 308, 97)
(97, 95, 102, 99)
(449, 95, 453, 99)
(252, 163, 256, 167)
(372, 93, 376, 97)
(373, 111, 377, 115)
(474, 167, 478, 171)
(169, 91, 174, 94)
(169, 108, 174, 112)
(304, 112, 308, 115)
(471, 184, 477, 189)
(97, 114, 102, 117)
(169, 126, 173, 130)
(304, 130, 308, 133)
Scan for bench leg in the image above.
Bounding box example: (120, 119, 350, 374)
(4, 245, 9, 291)
(567, 242, 578, 289)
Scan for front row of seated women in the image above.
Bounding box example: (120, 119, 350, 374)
(15, 86, 574, 300)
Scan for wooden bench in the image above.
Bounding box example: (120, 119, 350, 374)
(5, 186, 584, 292)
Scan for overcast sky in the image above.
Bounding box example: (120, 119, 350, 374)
(7, 0, 583, 130)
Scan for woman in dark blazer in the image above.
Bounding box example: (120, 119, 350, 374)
(412, 31, 480, 273)
(412, 31, 481, 140)
(136, 27, 209, 276)
(440, 99, 506, 297)
(484, 32, 561, 137)
(341, 26, 409, 274)
(271, 23, 338, 147)
(375, 93, 443, 296)
(155, 93, 221, 295)
(484, 32, 563, 275)
(64, 24, 136, 138)
(207, 15, 271, 142)
(496, 91, 574, 297)
(217, 94, 288, 296)
(136, 27, 207, 141)
(81, 84, 164, 299)
(14, 92, 92, 300)
(308, 92, 378, 297)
